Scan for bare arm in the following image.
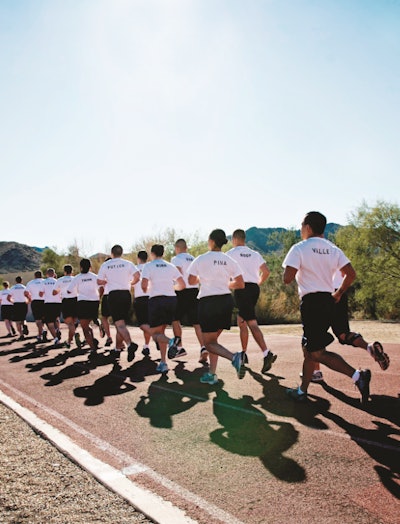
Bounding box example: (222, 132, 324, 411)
(141, 277, 149, 293)
(97, 278, 107, 286)
(283, 266, 297, 285)
(131, 271, 140, 286)
(188, 274, 199, 286)
(258, 262, 270, 286)
(332, 263, 356, 303)
(175, 276, 186, 291)
(229, 274, 245, 290)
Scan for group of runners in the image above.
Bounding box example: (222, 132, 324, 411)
(0, 211, 391, 404)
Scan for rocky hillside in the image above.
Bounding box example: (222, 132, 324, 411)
(0, 242, 43, 273)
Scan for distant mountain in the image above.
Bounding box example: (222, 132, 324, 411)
(242, 223, 342, 254)
(0, 242, 43, 273)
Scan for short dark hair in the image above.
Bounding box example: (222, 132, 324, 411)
(232, 229, 246, 240)
(304, 211, 327, 235)
(174, 239, 187, 248)
(111, 245, 123, 257)
(80, 258, 91, 273)
(209, 229, 228, 248)
(151, 244, 164, 257)
(64, 264, 73, 275)
(34, 271, 42, 278)
(46, 268, 55, 277)
(137, 250, 148, 262)
(15, 276, 22, 283)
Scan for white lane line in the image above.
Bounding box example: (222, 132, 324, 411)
(0, 380, 245, 524)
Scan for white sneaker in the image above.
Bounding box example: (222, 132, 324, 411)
(299, 370, 324, 382)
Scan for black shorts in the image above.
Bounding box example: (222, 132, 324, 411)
(108, 290, 132, 323)
(198, 294, 234, 333)
(31, 300, 45, 321)
(44, 303, 62, 324)
(148, 296, 177, 328)
(1, 304, 14, 321)
(233, 282, 260, 321)
(77, 300, 99, 321)
(300, 292, 335, 352)
(12, 303, 28, 322)
(101, 295, 111, 318)
(331, 290, 350, 339)
(134, 296, 149, 326)
(174, 288, 199, 325)
(61, 297, 78, 320)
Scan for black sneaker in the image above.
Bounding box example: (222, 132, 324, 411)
(174, 348, 187, 358)
(142, 346, 150, 356)
(261, 352, 277, 374)
(355, 369, 371, 404)
(56, 330, 61, 339)
(88, 349, 98, 360)
(105, 337, 113, 347)
(199, 347, 209, 365)
(110, 348, 121, 360)
(127, 342, 138, 362)
(23, 324, 29, 336)
(242, 352, 249, 364)
(74, 333, 82, 349)
(42, 330, 48, 342)
(11, 327, 16, 336)
(167, 339, 178, 359)
(93, 338, 99, 349)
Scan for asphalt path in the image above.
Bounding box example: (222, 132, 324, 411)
(0, 323, 399, 524)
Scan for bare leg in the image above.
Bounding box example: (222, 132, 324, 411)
(237, 315, 249, 350)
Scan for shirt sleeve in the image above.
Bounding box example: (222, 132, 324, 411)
(282, 244, 301, 269)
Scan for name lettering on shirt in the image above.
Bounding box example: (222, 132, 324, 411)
(312, 248, 330, 255)
(214, 260, 227, 266)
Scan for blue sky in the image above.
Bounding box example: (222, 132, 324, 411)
(1, 0, 399, 255)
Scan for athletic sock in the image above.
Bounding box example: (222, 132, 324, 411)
(263, 349, 270, 357)
(352, 370, 360, 383)
(366, 343, 372, 355)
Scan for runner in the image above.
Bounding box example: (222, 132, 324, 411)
(0, 281, 16, 337)
(226, 229, 276, 374)
(141, 244, 185, 374)
(282, 211, 371, 404)
(187, 229, 246, 385)
(98, 258, 113, 348)
(67, 258, 100, 358)
(7, 276, 29, 340)
(38, 268, 62, 345)
(132, 251, 152, 356)
(170, 238, 207, 363)
(305, 268, 390, 382)
(25, 271, 47, 342)
(97, 245, 140, 361)
(53, 265, 80, 349)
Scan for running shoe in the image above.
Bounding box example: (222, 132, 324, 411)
(355, 369, 371, 404)
(88, 349, 98, 360)
(156, 361, 169, 374)
(105, 337, 113, 347)
(110, 349, 121, 360)
(286, 387, 307, 402)
(232, 352, 246, 379)
(127, 342, 138, 362)
(369, 341, 390, 371)
(242, 352, 249, 364)
(36, 335, 43, 343)
(74, 333, 82, 349)
(261, 352, 277, 374)
(42, 330, 48, 342)
(200, 372, 219, 385)
(23, 324, 29, 336)
(142, 346, 150, 356)
(173, 348, 187, 358)
(53, 337, 60, 346)
(199, 347, 209, 365)
(63, 341, 71, 349)
(167, 338, 178, 359)
(11, 327, 16, 336)
(17, 335, 25, 341)
(299, 370, 324, 382)
(56, 330, 61, 339)
(6, 333, 13, 338)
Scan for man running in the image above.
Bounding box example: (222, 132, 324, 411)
(97, 245, 140, 361)
(132, 251, 152, 356)
(8, 276, 29, 340)
(25, 271, 47, 342)
(38, 268, 62, 345)
(226, 229, 276, 374)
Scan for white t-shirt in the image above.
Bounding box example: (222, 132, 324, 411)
(133, 263, 149, 299)
(188, 251, 242, 299)
(141, 259, 181, 298)
(171, 252, 198, 289)
(226, 246, 265, 284)
(38, 277, 62, 303)
(26, 278, 44, 301)
(282, 237, 350, 298)
(56, 275, 77, 299)
(0, 289, 13, 306)
(9, 283, 27, 303)
(97, 258, 138, 292)
(67, 272, 100, 301)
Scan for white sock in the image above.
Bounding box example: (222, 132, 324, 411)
(352, 370, 360, 383)
(366, 343, 372, 355)
(298, 386, 305, 395)
(263, 349, 269, 357)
